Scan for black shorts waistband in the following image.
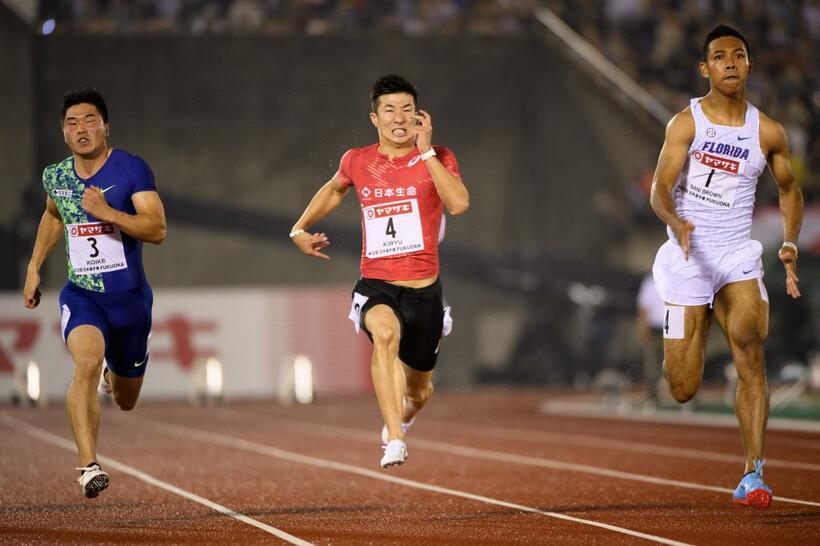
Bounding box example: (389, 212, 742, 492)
(359, 277, 441, 298)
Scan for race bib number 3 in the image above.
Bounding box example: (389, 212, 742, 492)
(363, 198, 425, 258)
(67, 222, 127, 275)
(679, 150, 746, 209)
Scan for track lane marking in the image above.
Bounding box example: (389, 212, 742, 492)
(0, 413, 313, 546)
(421, 419, 820, 472)
(260, 415, 820, 509)
(540, 399, 820, 434)
(251, 404, 820, 470)
(131, 415, 693, 546)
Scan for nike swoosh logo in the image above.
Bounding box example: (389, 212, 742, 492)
(737, 136, 751, 141)
(742, 269, 755, 275)
(134, 358, 146, 368)
(101, 185, 116, 193)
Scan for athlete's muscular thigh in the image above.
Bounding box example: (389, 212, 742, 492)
(66, 325, 105, 376)
(364, 304, 402, 349)
(714, 279, 768, 350)
(663, 304, 710, 403)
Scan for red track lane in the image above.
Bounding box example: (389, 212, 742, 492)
(2, 388, 819, 545)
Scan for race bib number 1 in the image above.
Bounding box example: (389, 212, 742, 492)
(679, 150, 746, 209)
(67, 222, 127, 275)
(363, 198, 425, 258)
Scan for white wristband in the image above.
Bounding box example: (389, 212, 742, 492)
(289, 228, 305, 239)
(420, 148, 436, 161)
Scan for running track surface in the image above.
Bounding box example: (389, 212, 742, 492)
(2, 389, 819, 545)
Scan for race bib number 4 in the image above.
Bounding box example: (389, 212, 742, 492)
(67, 222, 127, 275)
(363, 198, 425, 258)
(679, 150, 746, 209)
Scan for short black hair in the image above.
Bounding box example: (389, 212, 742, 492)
(370, 74, 418, 112)
(702, 25, 751, 61)
(62, 88, 109, 123)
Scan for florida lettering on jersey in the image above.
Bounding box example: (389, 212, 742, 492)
(699, 141, 751, 160)
(337, 144, 461, 280)
(670, 98, 767, 251)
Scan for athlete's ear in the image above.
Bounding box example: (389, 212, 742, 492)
(369, 111, 378, 128)
(105, 123, 110, 136)
(698, 60, 709, 79)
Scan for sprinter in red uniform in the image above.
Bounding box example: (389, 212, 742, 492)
(290, 74, 469, 468)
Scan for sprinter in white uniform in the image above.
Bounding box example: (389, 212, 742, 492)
(650, 25, 803, 509)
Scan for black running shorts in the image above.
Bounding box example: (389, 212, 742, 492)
(351, 277, 445, 372)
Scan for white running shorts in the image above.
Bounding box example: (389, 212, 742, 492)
(652, 239, 767, 307)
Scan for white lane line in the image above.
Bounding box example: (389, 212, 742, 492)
(540, 399, 820, 434)
(137, 417, 693, 546)
(264, 416, 820, 509)
(408, 438, 820, 508)
(0, 413, 312, 546)
(426, 420, 820, 472)
(256, 406, 820, 471)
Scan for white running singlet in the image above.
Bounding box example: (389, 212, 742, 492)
(668, 98, 767, 252)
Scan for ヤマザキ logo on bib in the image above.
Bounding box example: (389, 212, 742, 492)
(66, 222, 127, 275)
(362, 199, 424, 258)
(693, 151, 740, 174)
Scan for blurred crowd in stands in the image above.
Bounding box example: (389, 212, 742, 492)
(36, 0, 537, 35)
(547, 0, 819, 203)
(37, 1, 818, 200)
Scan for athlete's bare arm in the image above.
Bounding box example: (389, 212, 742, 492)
(291, 174, 352, 260)
(414, 110, 469, 216)
(650, 109, 696, 259)
(24, 196, 64, 309)
(82, 188, 167, 245)
(761, 114, 803, 298)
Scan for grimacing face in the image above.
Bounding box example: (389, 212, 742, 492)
(700, 36, 751, 94)
(63, 103, 109, 158)
(370, 92, 417, 148)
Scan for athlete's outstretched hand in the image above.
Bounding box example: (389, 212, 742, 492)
(292, 231, 331, 260)
(413, 110, 433, 152)
(23, 270, 42, 309)
(778, 244, 801, 298)
(671, 219, 695, 260)
(82, 186, 113, 221)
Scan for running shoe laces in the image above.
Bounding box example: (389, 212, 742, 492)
(380, 439, 407, 468)
(77, 463, 110, 499)
(732, 460, 772, 509)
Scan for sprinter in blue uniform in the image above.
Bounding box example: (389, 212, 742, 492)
(23, 89, 167, 498)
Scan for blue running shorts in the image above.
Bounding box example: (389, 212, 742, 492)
(59, 281, 153, 378)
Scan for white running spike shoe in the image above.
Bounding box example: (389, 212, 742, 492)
(97, 367, 112, 396)
(381, 439, 408, 468)
(381, 417, 415, 447)
(77, 463, 109, 498)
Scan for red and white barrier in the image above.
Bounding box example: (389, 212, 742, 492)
(0, 286, 372, 402)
